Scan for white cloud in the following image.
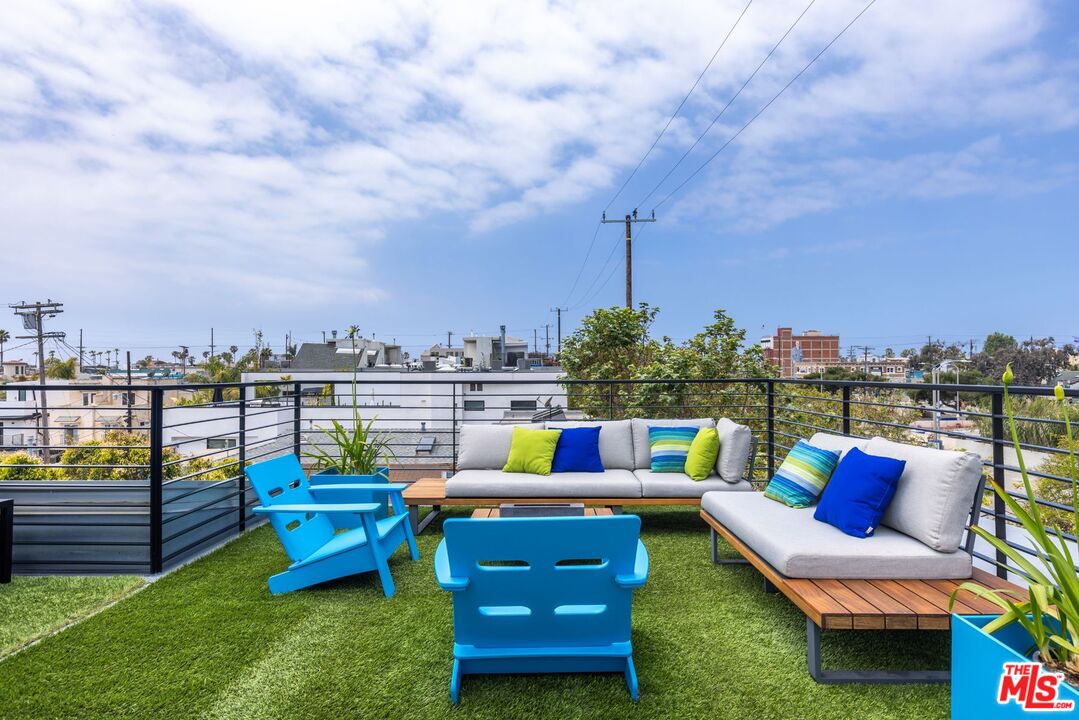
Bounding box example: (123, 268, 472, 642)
(0, 0, 1075, 325)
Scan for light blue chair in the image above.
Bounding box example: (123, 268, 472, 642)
(434, 515, 649, 703)
(247, 455, 419, 596)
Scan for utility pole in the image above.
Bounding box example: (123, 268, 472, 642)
(11, 300, 64, 458)
(545, 324, 551, 359)
(125, 351, 134, 429)
(447, 331, 453, 350)
(210, 328, 215, 358)
(533, 328, 538, 355)
(601, 208, 656, 307)
(849, 345, 874, 376)
(549, 307, 564, 356)
(78, 329, 83, 374)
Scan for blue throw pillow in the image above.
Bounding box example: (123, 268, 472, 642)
(550, 426, 604, 473)
(813, 447, 906, 538)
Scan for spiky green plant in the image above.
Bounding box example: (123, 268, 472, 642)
(951, 365, 1079, 683)
(302, 327, 395, 475)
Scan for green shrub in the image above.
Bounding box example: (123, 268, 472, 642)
(0, 451, 54, 481)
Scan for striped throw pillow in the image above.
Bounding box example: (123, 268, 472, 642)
(763, 440, 841, 508)
(648, 426, 699, 473)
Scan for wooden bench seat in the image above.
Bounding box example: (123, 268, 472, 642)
(701, 509, 1024, 684)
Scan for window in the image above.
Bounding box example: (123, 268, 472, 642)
(463, 400, 485, 411)
(17, 390, 26, 401)
(468, 383, 484, 392)
(82, 392, 96, 406)
(207, 438, 238, 450)
(510, 400, 537, 411)
(64, 427, 78, 445)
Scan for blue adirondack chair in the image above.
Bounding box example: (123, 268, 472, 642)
(247, 455, 419, 596)
(434, 515, 649, 703)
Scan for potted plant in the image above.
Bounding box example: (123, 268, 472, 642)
(302, 327, 396, 522)
(950, 365, 1079, 715)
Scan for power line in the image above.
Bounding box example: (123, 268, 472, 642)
(653, 0, 879, 211)
(639, 0, 817, 208)
(603, 0, 756, 213)
(561, 220, 603, 308)
(577, 224, 652, 310)
(567, 223, 624, 311)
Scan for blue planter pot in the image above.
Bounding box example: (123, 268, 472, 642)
(952, 614, 1079, 718)
(311, 467, 391, 527)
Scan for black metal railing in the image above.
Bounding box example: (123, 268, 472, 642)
(1, 376, 1076, 578)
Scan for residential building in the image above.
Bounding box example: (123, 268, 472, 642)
(290, 337, 404, 371)
(420, 343, 464, 363)
(761, 328, 840, 378)
(462, 334, 529, 369)
(1, 359, 32, 378)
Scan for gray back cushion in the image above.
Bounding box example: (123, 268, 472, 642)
(716, 418, 753, 483)
(457, 423, 540, 470)
(546, 419, 635, 470)
(865, 437, 984, 553)
(630, 417, 715, 469)
(808, 432, 869, 459)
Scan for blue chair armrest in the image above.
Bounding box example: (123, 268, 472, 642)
(615, 540, 650, 588)
(434, 540, 469, 591)
(309, 483, 407, 494)
(253, 503, 382, 517)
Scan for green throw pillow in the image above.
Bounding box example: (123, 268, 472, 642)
(685, 427, 721, 481)
(502, 427, 562, 475)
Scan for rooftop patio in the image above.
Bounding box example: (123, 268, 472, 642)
(1, 376, 1076, 718)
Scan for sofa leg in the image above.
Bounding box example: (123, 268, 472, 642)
(610, 505, 623, 515)
(806, 618, 949, 684)
(763, 578, 778, 593)
(710, 526, 749, 565)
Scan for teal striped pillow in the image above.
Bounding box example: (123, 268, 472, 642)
(648, 426, 699, 473)
(763, 440, 841, 508)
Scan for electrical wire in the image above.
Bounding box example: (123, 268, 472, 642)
(652, 0, 879, 210)
(638, 0, 818, 208)
(603, 0, 756, 212)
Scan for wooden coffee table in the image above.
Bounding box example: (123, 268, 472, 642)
(471, 507, 613, 519)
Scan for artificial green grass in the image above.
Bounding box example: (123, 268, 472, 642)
(0, 510, 950, 719)
(0, 574, 143, 659)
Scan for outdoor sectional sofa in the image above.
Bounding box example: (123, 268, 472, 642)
(402, 417, 758, 532)
(698, 431, 1023, 684)
(447, 417, 757, 499)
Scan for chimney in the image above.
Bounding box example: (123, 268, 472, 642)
(500, 325, 507, 369)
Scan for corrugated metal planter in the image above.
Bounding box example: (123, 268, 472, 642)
(952, 614, 1079, 718)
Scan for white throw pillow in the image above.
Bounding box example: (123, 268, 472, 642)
(716, 418, 753, 483)
(457, 424, 539, 470)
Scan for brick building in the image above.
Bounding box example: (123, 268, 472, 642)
(761, 328, 840, 378)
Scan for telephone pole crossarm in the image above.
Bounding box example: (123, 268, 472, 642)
(601, 209, 656, 308)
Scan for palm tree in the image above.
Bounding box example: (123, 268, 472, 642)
(0, 328, 9, 366)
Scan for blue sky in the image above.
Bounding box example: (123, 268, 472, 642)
(1, 0, 1077, 361)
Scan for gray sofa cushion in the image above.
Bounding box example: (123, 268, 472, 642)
(456, 423, 541, 469)
(866, 437, 984, 553)
(546, 419, 634, 470)
(631, 417, 715, 469)
(634, 469, 752, 497)
(445, 469, 642, 498)
(808, 432, 868, 459)
(701, 491, 972, 579)
(716, 418, 753, 482)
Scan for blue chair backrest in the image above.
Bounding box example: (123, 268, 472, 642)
(246, 455, 334, 562)
(441, 515, 641, 649)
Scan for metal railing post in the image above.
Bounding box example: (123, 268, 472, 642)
(149, 388, 163, 574)
(238, 393, 246, 532)
(766, 380, 775, 477)
(452, 383, 458, 474)
(991, 391, 1008, 579)
(608, 383, 615, 420)
(292, 381, 301, 458)
(841, 385, 851, 436)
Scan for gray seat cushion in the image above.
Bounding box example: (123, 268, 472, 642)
(634, 469, 752, 497)
(546, 419, 635, 470)
(866, 437, 984, 553)
(630, 417, 715, 469)
(445, 469, 642, 498)
(700, 491, 972, 579)
(716, 418, 754, 482)
(808, 432, 869, 459)
(456, 423, 541, 470)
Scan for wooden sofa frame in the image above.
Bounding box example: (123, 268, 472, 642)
(700, 473, 1029, 684)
